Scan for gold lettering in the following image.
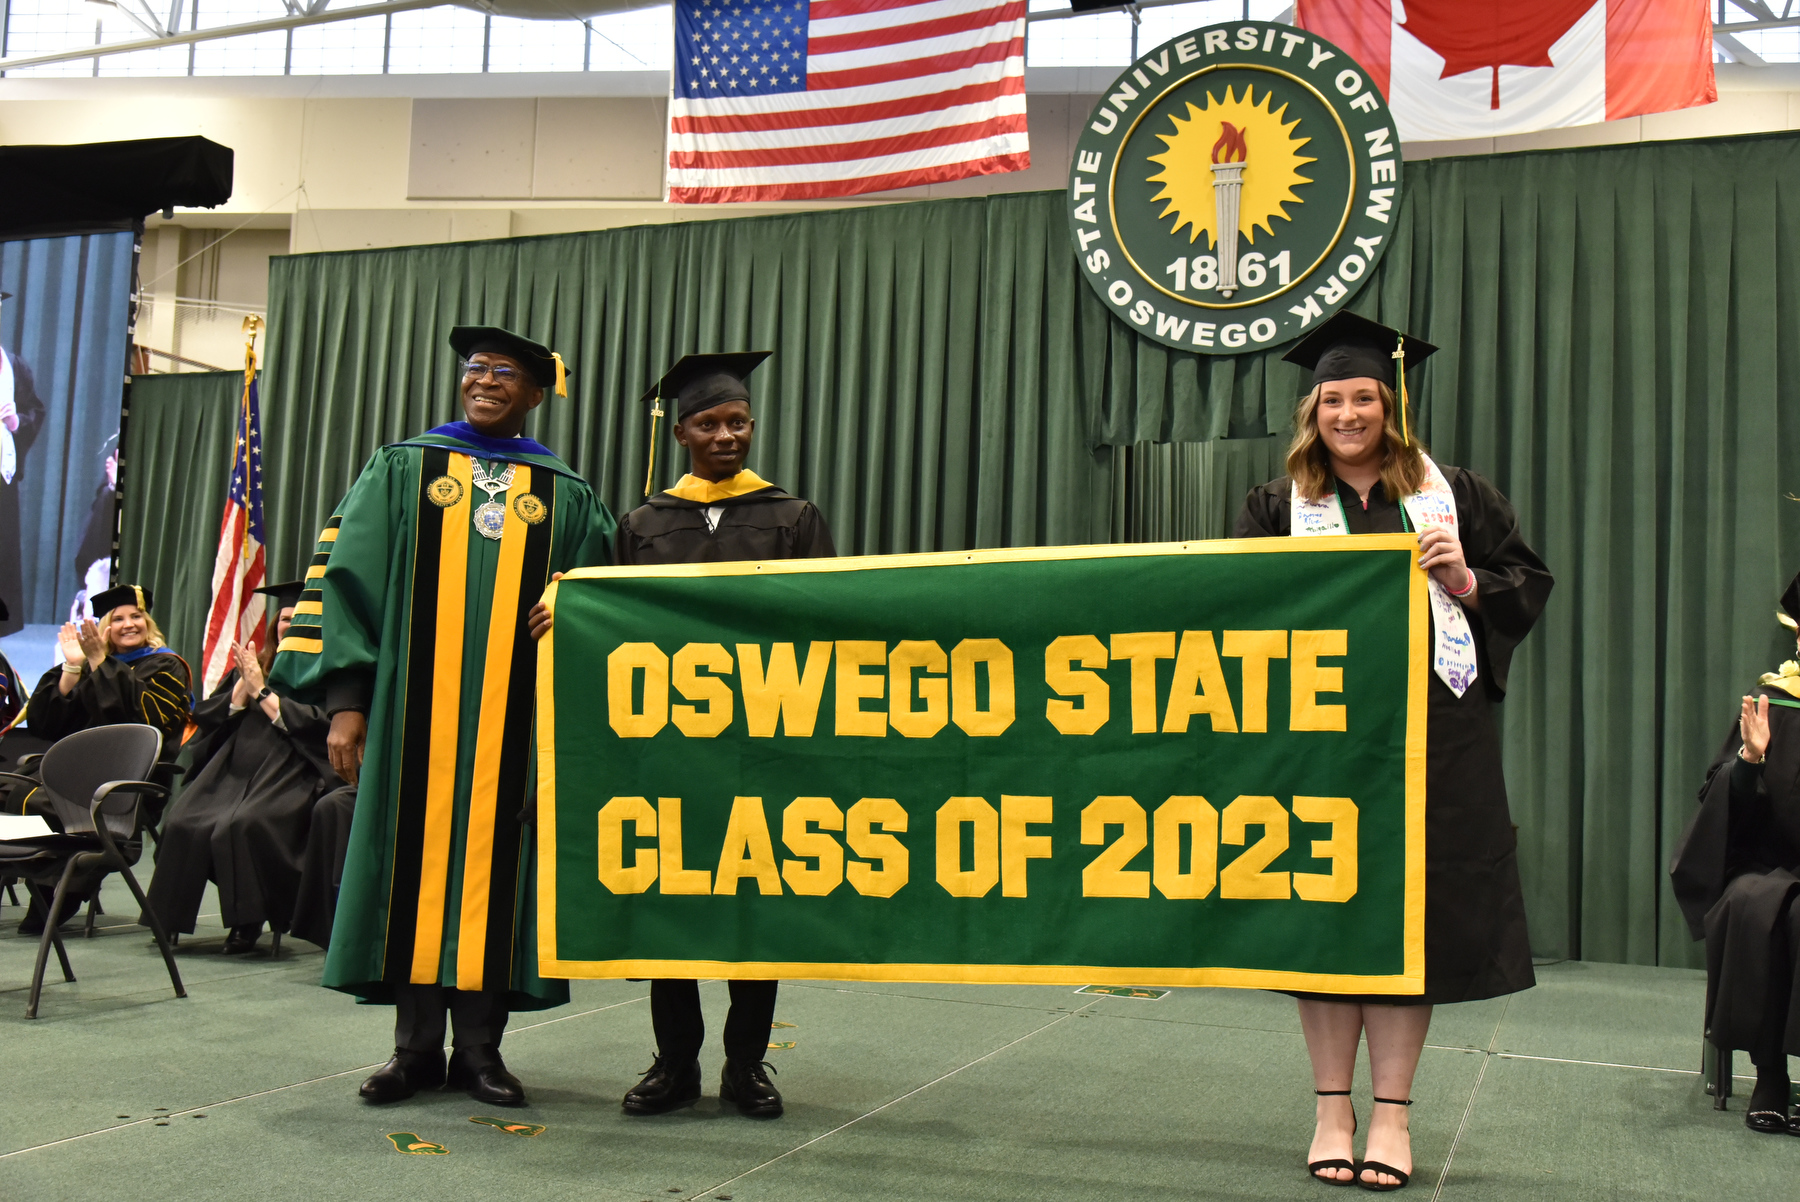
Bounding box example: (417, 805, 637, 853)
(671, 642, 734, 738)
(1080, 795, 1150, 898)
(1044, 634, 1110, 735)
(935, 796, 999, 896)
(1289, 630, 1348, 732)
(1000, 795, 1053, 897)
(1219, 794, 1292, 899)
(846, 798, 910, 897)
(780, 796, 845, 896)
(1292, 796, 1358, 902)
(596, 796, 658, 894)
(714, 796, 784, 895)
(1152, 795, 1218, 899)
(834, 641, 888, 737)
(607, 642, 668, 738)
(1162, 631, 1239, 733)
(1221, 630, 1289, 733)
(950, 639, 1015, 736)
(888, 640, 949, 738)
(1109, 632, 1176, 733)
(737, 641, 832, 737)
(656, 797, 712, 894)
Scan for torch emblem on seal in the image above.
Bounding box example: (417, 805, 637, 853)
(1209, 122, 1247, 298)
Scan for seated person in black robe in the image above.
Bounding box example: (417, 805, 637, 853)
(15, 584, 191, 933)
(141, 581, 342, 953)
(529, 351, 835, 1121)
(288, 783, 357, 949)
(1671, 571, 1800, 1135)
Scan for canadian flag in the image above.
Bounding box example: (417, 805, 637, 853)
(1294, 1, 1717, 142)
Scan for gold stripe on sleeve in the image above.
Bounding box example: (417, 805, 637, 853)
(409, 452, 472, 985)
(306, 564, 327, 580)
(293, 600, 323, 616)
(318, 526, 340, 543)
(455, 464, 532, 992)
(277, 635, 323, 654)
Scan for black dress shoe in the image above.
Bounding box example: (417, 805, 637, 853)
(359, 1047, 446, 1103)
(719, 1058, 783, 1118)
(220, 923, 263, 954)
(447, 1044, 526, 1107)
(622, 1054, 702, 1115)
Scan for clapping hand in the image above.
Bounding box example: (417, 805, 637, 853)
(234, 642, 265, 695)
(57, 622, 84, 668)
(75, 619, 107, 668)
(1741, 694, 1772, 763)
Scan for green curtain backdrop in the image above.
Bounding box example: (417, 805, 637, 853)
(116, 129, 1800, 969)
(118, 370, 241, 675)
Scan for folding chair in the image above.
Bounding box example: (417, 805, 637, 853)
(0, 724, 187, 1018)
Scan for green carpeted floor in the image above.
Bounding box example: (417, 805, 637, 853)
(0, 874, 1792, 1200)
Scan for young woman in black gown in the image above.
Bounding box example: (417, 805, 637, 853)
(1232, 314, 1553, 1190)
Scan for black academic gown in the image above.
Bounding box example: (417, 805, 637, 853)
(289, 784, 357, 948)
(615, 482, 836, 564)
(1670, 686, 1800, 1061)
(618, 475, 836, 1061)
(0, 350, 44, 636)
(141, 668, 342, 936)
(1233, 467, 1554, 1005)
(27, 652, 192, 756)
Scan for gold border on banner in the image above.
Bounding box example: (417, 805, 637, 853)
(536, 533, 1430, 994)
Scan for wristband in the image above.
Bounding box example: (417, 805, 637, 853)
(1741, 745, 1766, 766)
(60, 663, 82, 675)
(1448, 569, 1477, 598)
(257, 686, 274, 701)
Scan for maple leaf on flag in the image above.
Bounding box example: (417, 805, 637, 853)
(1399, 0, 1596, 109)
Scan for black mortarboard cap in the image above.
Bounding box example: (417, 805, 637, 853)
(1780, 571, 1800, 631)
(639, 351, 772, 421)
(92, 584, 152, 616)
(254, 579, 306, 611)
(448, 325, 567, 395)
(1282, 311, 1437, 390)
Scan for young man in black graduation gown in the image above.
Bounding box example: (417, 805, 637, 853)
(1671, 572, 1800, 1135)
(531, 351, 835, 1118)
(141, 580, 343, 953)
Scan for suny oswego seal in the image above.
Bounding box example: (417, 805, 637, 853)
(1070, 21, 1402, 354)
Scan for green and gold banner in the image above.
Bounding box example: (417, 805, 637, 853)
(537, 536, 1427, 994)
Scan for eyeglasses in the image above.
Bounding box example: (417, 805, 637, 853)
(462, 361, 523, 383)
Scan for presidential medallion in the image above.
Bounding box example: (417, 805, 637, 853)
(426, 475, 464, 507)
(1069, 21, 1399, 353)
(512, 492, 547, 525)
(473, 500, 508, 540)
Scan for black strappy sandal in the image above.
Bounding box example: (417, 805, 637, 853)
(1356, 1097, 1412, 1192)
(1308, 1089, 1358, 1186)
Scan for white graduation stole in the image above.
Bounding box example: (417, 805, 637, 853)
(1290, 453, 1478, 697)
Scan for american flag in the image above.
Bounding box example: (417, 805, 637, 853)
(199, 358, 266, 696)
(667, 0, 1029, 203)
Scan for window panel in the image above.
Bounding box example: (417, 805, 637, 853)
(1026, 1, 1132, 68)
(1138, 2, 1243, 49)
(189, 28, 289, 75)
(287, 12, 387, 74)
(486, 15, 586, 74)
(584, 6, 670, 70)
(386, 6, 486, 74)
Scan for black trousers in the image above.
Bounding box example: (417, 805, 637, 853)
(393, 983, 509, 1051)
(651, 979, 777, 1064)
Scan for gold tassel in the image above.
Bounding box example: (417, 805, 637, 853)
(552, 351, 567, 398)
(1392, 334, 1410, 446)
(643, 392, 664, 498)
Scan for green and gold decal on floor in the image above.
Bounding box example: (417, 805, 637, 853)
(385, 1132, 449, 1155)
(469, 1116, 546, 1137)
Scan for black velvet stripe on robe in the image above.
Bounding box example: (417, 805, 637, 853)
(140, 668, 343, 936)
(1233, 466, 1554, 1005)
(615, 485, 836, 564)
(1670, 687, 1800, 1058)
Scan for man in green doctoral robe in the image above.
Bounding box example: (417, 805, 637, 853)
(272, 326, 614, 1107)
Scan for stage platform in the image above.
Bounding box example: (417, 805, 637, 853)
(0, 874, 1792, 1200)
